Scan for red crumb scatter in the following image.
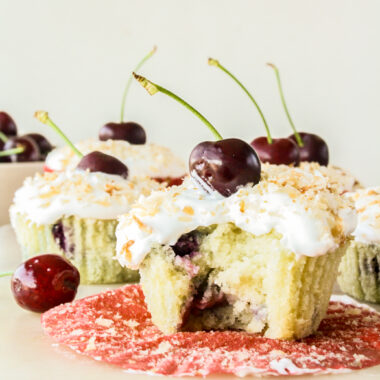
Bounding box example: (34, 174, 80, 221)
(41, 285, 380, 377)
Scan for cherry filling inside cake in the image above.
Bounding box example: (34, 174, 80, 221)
(139, 222, 348, 339)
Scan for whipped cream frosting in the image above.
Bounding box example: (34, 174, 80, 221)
(45, 139, 186, 179)
(350, 187, 380, 244)
(116, 166, 357, 269)
(263, 162, 361, 194)
(10, 170, 163, 225)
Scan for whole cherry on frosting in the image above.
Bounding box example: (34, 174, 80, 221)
(99, 122, 146, 144)
(2, 136, 41, 162)
(34, 111, 129, 179)
(0, 111, 17, 137)
(10, 254, 80, 312)
(288, 132, 329, 166)
(208, 58, 299, 166)
(99, 47, 157, 144)
(133, 73, 261, 196)
(189, 139, 261, 196)
(267, 63, 329, 166)
(25, 133, 53, 159)
(77, 151, 128, 179)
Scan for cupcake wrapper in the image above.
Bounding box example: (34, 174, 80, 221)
(11, 213, 139, 284)
(338, 241, 380, 303)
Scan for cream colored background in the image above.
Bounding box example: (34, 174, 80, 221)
(0, 0, 379, 186)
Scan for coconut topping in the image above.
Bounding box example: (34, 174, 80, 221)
(116, 166, 357, 269)
(45, 139, 186, 179)
(10, 170, 164, 225)
(262, 162, 361, 194)
(350, 187, 380, 244)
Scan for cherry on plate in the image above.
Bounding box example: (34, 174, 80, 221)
(189, 138, 261, 196)
(251, 136, 300, 166)
(11, 254, 80, 313)
(99, 122, 146, 144)
(0, 111, 17, 137)
(289, 132, 329, 166)
(77, 151, 129, 179)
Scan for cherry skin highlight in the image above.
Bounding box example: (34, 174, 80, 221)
(251, 136, 300, 166)
(189, 138, 261, 197)
(25, 133, 53, 159)
(3, 136, 41, 162)
(289, 132, 329, 166)
(0, 112, 17, 137)
(99, 122, 146, 145)
(77, 151, 129, 179)
(11, 254, 80, 313)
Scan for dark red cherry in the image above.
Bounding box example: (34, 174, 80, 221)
(0, 111, 17, 137)
(289, 132, 329, 166)
(189, 138, 261, 197)
(99, 122, 146, 144)
(11, 254, 80, 312)
(25, 133, 53, 158)
(77, 151, 128, 179)
(250, 136, 300, 166)
(3, 136, 41, 162)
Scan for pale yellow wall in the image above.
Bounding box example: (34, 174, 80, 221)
(0, 0, 379, 185)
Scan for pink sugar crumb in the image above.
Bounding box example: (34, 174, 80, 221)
(41, 285, 380, 377)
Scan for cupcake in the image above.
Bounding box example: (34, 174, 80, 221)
(338, 187, 380, 303)
(44, 139, 186, 185)
(116, 166, 356, 339)
(10, 169, 163, 284)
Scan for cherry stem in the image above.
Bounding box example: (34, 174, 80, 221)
(0, 147, 24, 157)
(267, 63, 303, 147)
(0, 272, 12, 278)
(133, 73, 223, 141)
(34, 111, 83, 158)
(0, 131, 8, 143)
(120, 46, 157, 122)
(208, 58, 272, 144)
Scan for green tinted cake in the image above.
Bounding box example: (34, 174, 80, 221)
(10, 170, 162, 284)
(338, 188, 380, 303)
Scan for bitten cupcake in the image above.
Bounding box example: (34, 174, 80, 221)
(116, 166, 356, 339)
(44, 139, 186, 185)
(338, 187, 380, 303)
(10, 169, 163, 284)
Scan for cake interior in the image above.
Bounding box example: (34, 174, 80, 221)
(140, 223, 344, 339)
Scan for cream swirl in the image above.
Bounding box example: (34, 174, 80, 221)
(45, 139, 186, 179)
(116, 166, 357, 269)
(10, 170, 163, 225)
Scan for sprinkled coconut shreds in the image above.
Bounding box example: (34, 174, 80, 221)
(262, 162, 361, 195)
(42, 285, 380, 377)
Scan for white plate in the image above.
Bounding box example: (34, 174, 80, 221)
(1, 224, 380, 379)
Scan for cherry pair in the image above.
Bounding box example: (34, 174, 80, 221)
(208, 59, 329, 167)
(0, 111, 53, 163)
